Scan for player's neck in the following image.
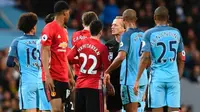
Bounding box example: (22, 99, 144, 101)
(115, 35, 120, 43)
(91, 36, 99, 41)
(54, 16, 65, 28)
(156, 21, 167, 26)
(126, 23, 137, 31)
(83, 26, 90, 31)
(25, 32, 35, 36)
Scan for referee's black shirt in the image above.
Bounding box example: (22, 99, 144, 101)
(105, 38, 121, 85)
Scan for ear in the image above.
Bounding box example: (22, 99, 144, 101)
(154, 15, 156, 20)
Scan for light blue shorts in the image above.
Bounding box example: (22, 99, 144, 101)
(19, 83, 51, 110)
(148, 82, 180, 108)
(122, 101, 145, 112)
(120, 85, 146, 105)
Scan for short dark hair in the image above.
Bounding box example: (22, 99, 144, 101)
(17, 12, 38, 33)
(123, 9, 137, 22)
(82, 11, 98, 26)
(154, 6, 169, 21)
(90, 20, 103, 36)
(44, 13, 54, 24)
(54, 1, 69, 13)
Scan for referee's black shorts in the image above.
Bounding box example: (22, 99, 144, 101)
(107, 83, 122, 111)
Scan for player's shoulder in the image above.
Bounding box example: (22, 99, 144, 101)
(11, 36, 22, 44)
(43, 21, 56, 31)
(105, 38, 117, 46)
(143, 27, 160, 38)
(166, 26, 181, 33)
(145, 27, 158, 34)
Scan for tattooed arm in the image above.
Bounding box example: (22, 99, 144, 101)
(136, 52, 151, 82)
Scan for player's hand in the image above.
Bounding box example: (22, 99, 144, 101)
(103, 72, 110, 85)
(69, 78, 75, 91)
(106, 82, 115, 96)
(133, 81, 139, 96)
(45, 75, 55, 92)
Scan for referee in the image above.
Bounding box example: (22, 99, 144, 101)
(105, 16, 125, 112)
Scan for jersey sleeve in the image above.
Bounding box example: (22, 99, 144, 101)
(41, 25, 53, 46)
(67, 45, 79, 64)
(142, 31, 151, 52)
(119, 32, 130, 53)
(8, 39, 19, 58)
(71, 32, 77, 46)
(177, 33, 184, 52)
(101, 46, 110, 72)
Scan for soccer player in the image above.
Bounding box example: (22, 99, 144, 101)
(134, 6, 185, 112)
(68, 20, 110, 112)
(105, 16, 125, 112)
(71, 11, 98, 79)
(7, 12, 51, 112)
(41, 1, 75, 112)
(70, 11, 98, 111)
(104, 9, 148, 112)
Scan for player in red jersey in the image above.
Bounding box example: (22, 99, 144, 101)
(71, 11, 98, 79)
(68, 20, 112, 112)
(41, 1, 75, 112)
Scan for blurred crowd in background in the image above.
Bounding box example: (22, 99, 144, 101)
(0, 0, 200, 111)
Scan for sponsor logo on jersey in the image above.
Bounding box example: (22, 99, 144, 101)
(58, 42, 68, 48)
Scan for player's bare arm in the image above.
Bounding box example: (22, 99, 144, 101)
(14, 58, 20, 72)
(41, 45, 54, 92)
(177, 52, 185, 79)
(67, 61, 75, 90)
(104, 51, 126, 85)
(134, 52, 150, 95)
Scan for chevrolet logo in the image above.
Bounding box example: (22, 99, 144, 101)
(58, 42, 68, 48)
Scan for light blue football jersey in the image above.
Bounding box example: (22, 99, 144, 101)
(119, 28, 148, 86)
(8, 34, 42, 83)
(142, 25, 184, 83)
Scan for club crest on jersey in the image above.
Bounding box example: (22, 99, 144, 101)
(42, 34, 48, 41)
(120, 42, 123, 47)
(57, 34, 61, 38)
(58, 42, 68, 48)
(51, 91, 56, 97)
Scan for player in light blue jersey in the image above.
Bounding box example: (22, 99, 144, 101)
(134, 6, 185, 112)
(6, 12, 51, 112)
(104, 9, 148, 112)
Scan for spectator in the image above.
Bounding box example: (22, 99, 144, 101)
(100, 0, 119, 26)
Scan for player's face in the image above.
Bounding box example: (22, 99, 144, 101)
(63, 10, 70, 24)
(111, 19, 125, 35)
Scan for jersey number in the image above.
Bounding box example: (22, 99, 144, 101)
(26, 48, 41, 66)
(139, 42, 143, 56)
(80, 53, 97, 74)
(157, 41, 177, 63)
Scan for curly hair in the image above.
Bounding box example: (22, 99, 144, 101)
(17, 12, 38, 33)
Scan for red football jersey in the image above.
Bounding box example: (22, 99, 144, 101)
(71, 30, 91, 76)
(68, 38, 110, 89)
(41, 21, 69, 82)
